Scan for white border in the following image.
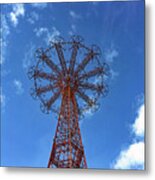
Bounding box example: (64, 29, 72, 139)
(0, 0, 155, 179)
(0, 0, 143, 4)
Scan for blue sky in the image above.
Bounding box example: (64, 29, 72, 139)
(0, 1, 145, 169)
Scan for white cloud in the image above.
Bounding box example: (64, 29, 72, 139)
(23, 43, 36, 70)
(112, 103, 145, 170)
(113, 142, 144, 169)
(110, 69, 119, 79)
(47, 27, 60, 42)
(0, 15, 10, 64)
(34, 26, 60, 44)
(13, 79, 24, 95)
(69, 24, 77, 35)
(0, 16, 10, 41)
(31, 3, 47, 9)
(105, 49, 118, 63)
(10, 4, 25, 27)
(69, 11, 81, 19)
(34, 27, 48, 37)
(132, 104, 145, 137)
(0, 93, 6, 109)
(27, 11, 39, 24)
(104, 48, 119, 80)
(0, 86, 7, 112)
(71, 24, 76, 32)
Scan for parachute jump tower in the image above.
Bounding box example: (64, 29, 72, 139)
(28, 36, 109, 168)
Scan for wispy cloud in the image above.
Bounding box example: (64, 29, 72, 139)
(13, 79, 24, 95)
(105, 49, 119, 63)
(0, 86, 7, 113)
(23, 43, 36, 70)
(27, 11, 39, 24)
(105, 47, 119, 80)
(69, 11, 81, 19)
(47, 27, 60, 42)
(0, 15, 10, 64)
(0, 91, 6, 111)
(110, 69, 119, 79)
(34, 27, 48, 37)
(10, 4, 25, 27)
(31, 3, 47, 9)
(71, 24, 76, 32)
(34, 26, 60, 44)
(112, 102, 145, 170)
(69, 24, 77, 35)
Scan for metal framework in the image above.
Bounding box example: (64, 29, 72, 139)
(28, 35, 109, 168)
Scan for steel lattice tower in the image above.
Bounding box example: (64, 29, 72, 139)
(28, 36, 109, 168)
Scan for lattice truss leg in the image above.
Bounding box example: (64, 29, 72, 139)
(47, 86, 87, 168)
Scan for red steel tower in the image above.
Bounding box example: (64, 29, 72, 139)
(28, 36, 109, 168)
